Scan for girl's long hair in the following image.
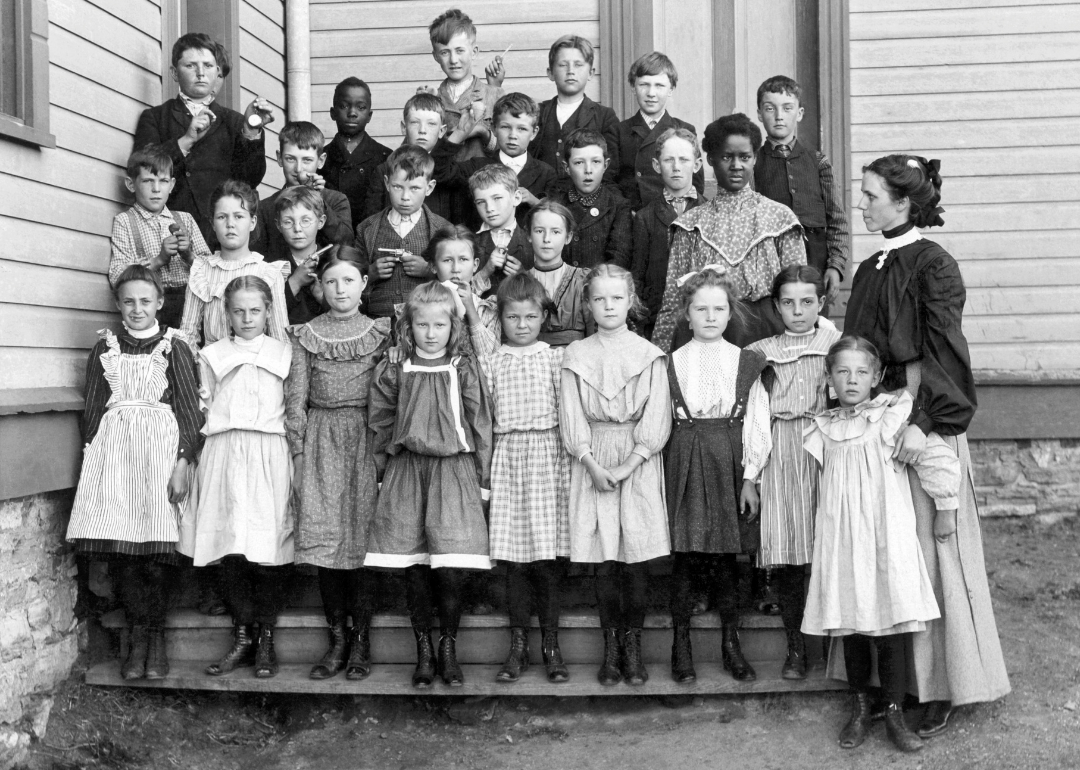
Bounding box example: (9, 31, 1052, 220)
(395, 281, 467, 359)
(582, 263, 647, 331)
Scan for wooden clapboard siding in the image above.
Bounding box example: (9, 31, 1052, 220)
(239, 0, 286, 200)
(847, 1, 1080, 376)
(0, 0, 164, 392)
(308, 1, 602, 150)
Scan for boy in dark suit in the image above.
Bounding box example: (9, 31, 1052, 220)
(630, 127, 705, 339)
(133, 33, 269, 247)
(614, 52, 705, 212)
(530, 35, 620, 190)
(468, 164, 532, 298)
(754, 75, 850, 307)
(434, 92, 557, 230)
(548, 129, 632, 270)
(322, 77, 393, 225)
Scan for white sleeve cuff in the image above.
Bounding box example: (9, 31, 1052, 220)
(480, 488, 491, 502)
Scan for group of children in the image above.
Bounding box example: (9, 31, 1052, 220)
(63, 9, 1003, 757)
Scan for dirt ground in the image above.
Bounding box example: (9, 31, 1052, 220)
(20, 517, 1080, 770)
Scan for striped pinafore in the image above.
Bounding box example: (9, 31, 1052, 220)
(68, 329, 183, 551)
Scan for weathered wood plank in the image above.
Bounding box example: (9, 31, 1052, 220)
(240, 0, 284, 52)
(969, 341, 1080, 372)
(850, 231, 1080, 262)
(851, 118, 1080, 154)
(88, 0, 161, 39)
(0, 347, 89, 390)
(1, 143, 128, 206)
(311, 76, 567, 109)
(50, 0, 161, 74)
(244, 0, 284, 27)
(853, 0, 1068, 9)
(238, 60, 287, 108)
(851, 31, 1080, 68)
(310, 0, 596, 31)
(965, 286, 1079, 316)
(238, 29, 285, 80)
(0, 174, 119, 238)
(851, 89, 1080, 124)
(0, 260, 115, 313)
(311, 21, 601, 59)
(311, 51, 553, 86)
(50, 66, 149, 135)
(964, 314, 1080, 344)
(850, 147, 1080, 178)
(50, 26, 161, 107)
(852, 61, 1080, 97)
(50, 107, 140, 168)
(3, 219, 111, 274)
(0, 304, 119, 349)
(854, 201, 1080, 235)
(851, 5, 1080, 40)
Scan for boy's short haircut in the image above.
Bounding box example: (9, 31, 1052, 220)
(562, 128, 608, 162)
(386, 145, 435, 181)
(468, 163, 519, 195)
(127, 144, 174, 179)
(548, 35, 594, 70)
(429, 8, 477, 46)
(654, 127, 701, 160)
(627, 51, 678, 88)
(333, 76, 371, 106)
(492, 92, 539, 126)
(273, 185, 326, 221)
(757, 75, 802, 107)
(171, 32, 217, 68)
(213, 40, 231, 80)
(402, 92, 446, 122)
(278, 121, 325, 153)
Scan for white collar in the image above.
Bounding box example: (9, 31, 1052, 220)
(478, 218, 517, 234)
(876, 228, 923, 269)
(415, 346, 448, 359)
(499, 151, 528, 172)
(124, 322, 161, 339)
(640, 110, 666, 128)
(388, 209, 418, 226)
(133, 204, 174, 221)
(500, 340, 549, 358)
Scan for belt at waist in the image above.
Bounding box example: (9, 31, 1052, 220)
(107, 400, 172, 412)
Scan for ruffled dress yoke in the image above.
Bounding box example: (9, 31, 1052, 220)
(285, 313, 391, 569)
(560, 326, 673, 564)
(178, 334, 294, 567)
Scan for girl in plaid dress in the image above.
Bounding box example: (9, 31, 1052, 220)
(469, 273, 571, 684)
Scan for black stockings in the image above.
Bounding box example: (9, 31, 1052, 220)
(117, 560, 174, 626)
(405, 565, 470, 634)
(217, 555, 285, 626)
(595, 560, 650, 628)
(506, 559, 566, 628)
(844, 633, 910, 703)
(317, 567, 376, 626)
(670, 552, 740, 625)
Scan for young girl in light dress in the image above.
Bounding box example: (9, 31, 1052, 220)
(178, 275, 294, 680)
(746, 265, 841, 680)
(665, 267, 770, 685)
(67, 265, 203, 681)
(469, 273, 571, 684)
(365, 281, 494, 688)
(802, 336, 958, 754)
(560, 263, 672, 687)
(286, 246, 391, 681)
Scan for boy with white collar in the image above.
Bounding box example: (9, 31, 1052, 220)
(468, 165, 533, 297)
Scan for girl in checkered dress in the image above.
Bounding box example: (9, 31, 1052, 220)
(469, 273, 571, 684)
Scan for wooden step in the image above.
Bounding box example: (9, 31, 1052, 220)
(85, 660, 845, 696)
(100, 609, 816, 666)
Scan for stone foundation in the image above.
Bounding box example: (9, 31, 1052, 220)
(971, 439, 1080, 523)
(0, 491, 78, 769)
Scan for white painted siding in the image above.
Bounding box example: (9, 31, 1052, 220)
(240, 0, 286, 200)
(0, 0, 163, 390)
(847, 0, 1080, 377)
(308, 0, 602, 150)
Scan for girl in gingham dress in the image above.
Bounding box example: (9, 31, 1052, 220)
(67, 266, 202, 682)
(746, 265, 840, 681)
(179, 180, 289, 349)
(469, 273, 571, 684)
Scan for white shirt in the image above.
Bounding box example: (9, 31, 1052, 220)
(530, 264, 567, 298)
(499, 150, 528, 175)
(387, 209, 418, 239)
(556, 96, 584, 127)
(478, 217, 517, 236)
(640, 110, 666, 130)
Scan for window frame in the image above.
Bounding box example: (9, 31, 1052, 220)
(0, 0, 55, 148)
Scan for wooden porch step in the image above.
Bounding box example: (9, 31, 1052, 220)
(85, 660, 845, 696)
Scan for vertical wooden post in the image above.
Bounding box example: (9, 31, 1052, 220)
(819, 0, 850, 207)
(711, 0, 736, 120)
(600, 0, 654, 118)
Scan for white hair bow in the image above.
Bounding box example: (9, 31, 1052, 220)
(676, 263, 727, 287)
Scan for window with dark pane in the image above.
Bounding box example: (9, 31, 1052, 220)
(0, 0, 17, 119)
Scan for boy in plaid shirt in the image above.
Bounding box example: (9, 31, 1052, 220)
(109, 145, 211, 328)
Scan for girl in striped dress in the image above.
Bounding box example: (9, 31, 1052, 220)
(286, 246, 391, 681)
(665, 267, 770, 685)
(67, 265, 203, 681)
(179, 180, 290, 349)
(469, 273, 571, 684)
(178, 276, 294, 680)
(746, 265, 841, 680)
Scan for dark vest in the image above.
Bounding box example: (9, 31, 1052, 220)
(364, 215, 434, 318)
(754, 142, 826, 228)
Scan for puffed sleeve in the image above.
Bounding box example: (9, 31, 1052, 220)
(367, 358, 399, 457)
(909, 433, 962, 512)
(911, 252, 976, 436)
(775, 226, 807, 269)
(459, 356, 494, 494)
(742, 378, 773, 482)
(108, 213, 138, 286)
(652, 227, 696, 354)
(197, 354, 218, 418)
(178, 284, 206, 350)
(265, 267, 291, 343)
(81, 340, 111, 445)
(184, 214, 212, 261)
(284, 330, 311, 457)
(166, 338, 204, 461)
(560, 369, 592, 461)
(630, 357, 673, 460)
